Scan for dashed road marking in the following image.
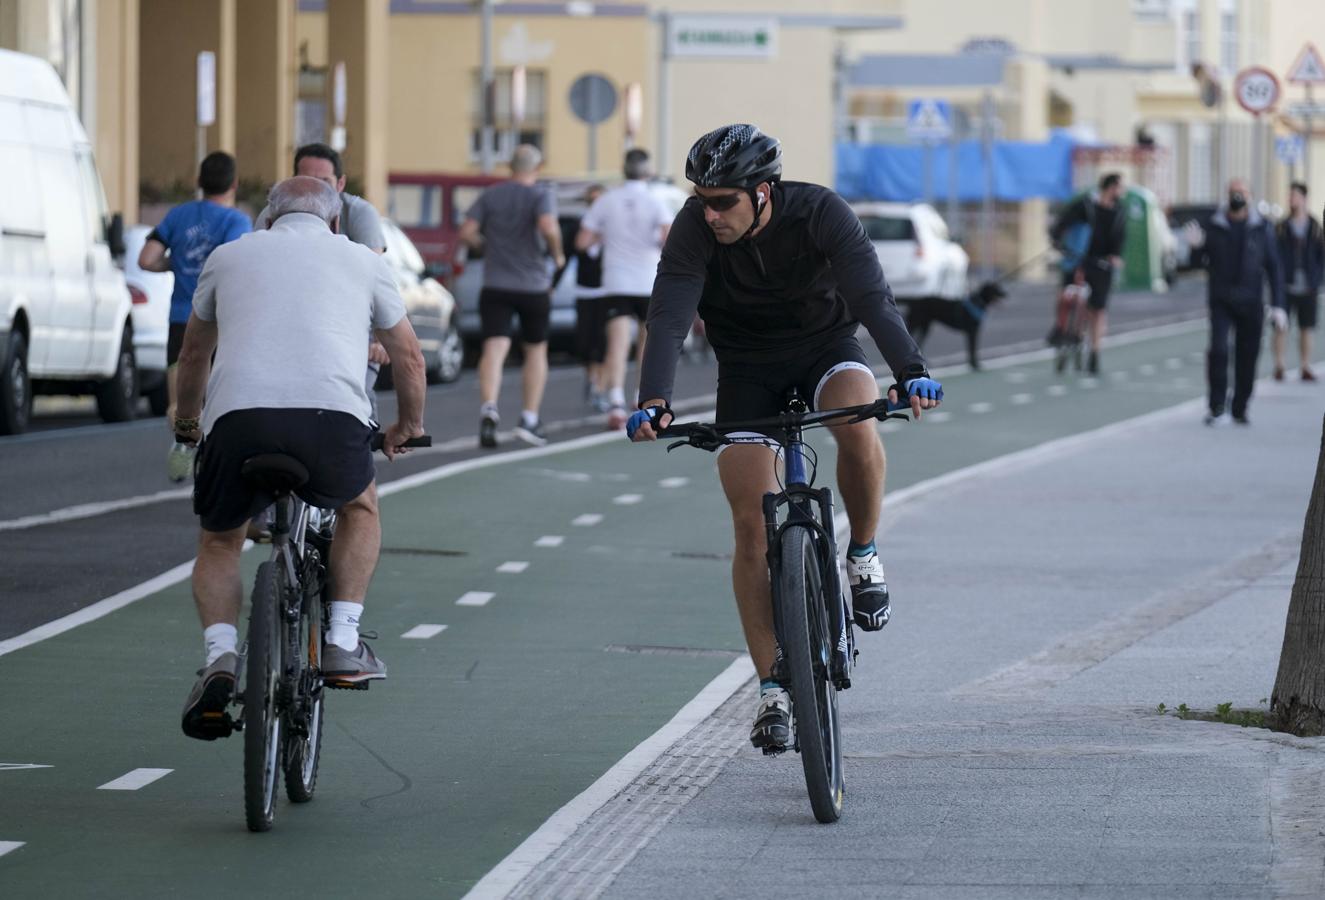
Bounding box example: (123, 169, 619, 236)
(924, 410, 952, 423)
(969, 402, 994, 414)
(572, 514, 603, 526)
(497, 561, 530, 574)
(456, 591, 495, 607)
(1011, 393, 1034, 405)
(1047, 384, 1069, 396)
(534, 535, 564, 547)
(1165, 357, 1183, 369)
(0, 763, 52, 771)
(1139, 363, 1157, 375)
(402, 624, 447, 639)
(658, 477, 689, 489)
(613, 494, 643, 505)
(1110, 370, 1129, 381)
(97, 768, 173, 791)
(0, 842, 24, 859)
(1005, 371, 1029, 383)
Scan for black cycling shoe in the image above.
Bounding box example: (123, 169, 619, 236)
(181, 652, 237, 740)
(846, 550, 891, 631)
(750, 688, 791, 753)
(479, 413, 498, 449)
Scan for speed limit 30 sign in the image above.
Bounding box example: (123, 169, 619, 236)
(1234, 66, 1281, 115)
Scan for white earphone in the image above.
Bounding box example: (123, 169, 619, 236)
(757, 191, 767, 207)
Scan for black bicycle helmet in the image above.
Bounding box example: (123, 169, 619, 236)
(685, 124, 782, 188)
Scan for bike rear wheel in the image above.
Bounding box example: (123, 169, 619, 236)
(779, 525, 844, 823)
(244, 562, 284, 832)
(283, 589, 324, 803)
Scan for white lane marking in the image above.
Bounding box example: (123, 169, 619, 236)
(658, 477, 689, 488)
(402, 624, 447, 640)
(525, 468, 592, 483)
(1139, 363, 1157, 375)
(534, 535, 564, 548)
(0, 842, 24, 859)
(1004, 371, 1029, 383)
(923, 410, 952, 423)
(456, 592, 494, 607)
(1011, 393, 1034, 405)
(462, 656, 755, 900)
(0, 487, 191, 532)
(1165, 357, 1183, 369)
(496, 561, 529, 574)
(572, 513, 603, 526)
(0, 763, 52, 771)
(1109, 370, 1129, 381)
(1046, 384, 1069, 396)
(968, 401, 994, 414)
(1080, 377, 1099, 389)
(97, 768, 173, 791)
(613, 494, 643, 505)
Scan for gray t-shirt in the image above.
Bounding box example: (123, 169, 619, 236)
(191, 212, 406, 434)
(254, 192, 386, 251)
(466, 181, 556, 293)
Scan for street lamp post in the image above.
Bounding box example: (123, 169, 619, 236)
(479, 0, 495, 174)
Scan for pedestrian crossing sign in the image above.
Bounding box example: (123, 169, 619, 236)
(907, 99, 953, 142)
(1288, 43, 1325, 85)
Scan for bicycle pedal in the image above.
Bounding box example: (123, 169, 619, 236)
(325, 679, 370, 691)
(761, 745, 788, 757)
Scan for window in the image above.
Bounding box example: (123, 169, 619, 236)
(858, 216, 915, 242)
(1219, 0, 1238, 74)
(1175, 0, 1200, 72)
(1132, 0, 1172, 21)
(75, 149, 107, 244)
(388, 184, 442, 229)
(1187, 122, 1214, 203)
(470, 69, 547, 163)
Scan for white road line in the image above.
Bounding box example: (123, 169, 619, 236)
(0, 842, 24, 859)
(496, 561, 529, 574)
(572, 514, 603, 526)
(1139, 363, 1157, 375)
(402, 624, 447, 640)
(924, 410, 952, 423)
(534, 535, 564, 548)
(658, 477, 689, 488)
(1109, 370, 1130, 381)
(968, 401, 994, 414)
(1004, 371, 1029, 383)
(1046, 384, 1069, 396)
(613, 494, 643, 505)
(462, 656, 756, 900)
(456, 592, 494, 607)
(97, 768, 173, 791)
(0, 763, 52, 771)
(1010, 393, 1034, 405)
(1080, 377, 1099, 389)
(1165, 357, 1183, 369)
(0, 487, 191, 532)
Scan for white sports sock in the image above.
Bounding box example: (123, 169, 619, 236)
(326, 601, 363, 652)
(203, 623, 238, 666)
(480, 402, 499, 420)
(607, 387, 626, 407)
(521, 409, 539, 428)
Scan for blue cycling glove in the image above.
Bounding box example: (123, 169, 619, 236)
(904, 376, 943, 403)
(626, 406, 669, 440)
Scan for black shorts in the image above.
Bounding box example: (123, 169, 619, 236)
(480, 288, 551, 344)
(167, 322, 188, 366)
(1288, 291, 1319, 329)
(193, 408, 375, 533)
(575, 296, 609, 363)
(604, 294, 649, 321)
(715, 335, 871, 446)
(1062, 262, 1113, 311)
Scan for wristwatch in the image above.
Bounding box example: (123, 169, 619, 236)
(174, 416, 201, 432)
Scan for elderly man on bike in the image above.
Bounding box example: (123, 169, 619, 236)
(627, 125, 941, 751)
(173, 176, 427, 740)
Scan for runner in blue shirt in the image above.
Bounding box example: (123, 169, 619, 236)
(138, 151, 251, 481)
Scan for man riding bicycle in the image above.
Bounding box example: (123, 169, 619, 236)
(627, 125, 942, 751)
(172, 177, 427, 740)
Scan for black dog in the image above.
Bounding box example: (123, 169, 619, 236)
(900, 280, 1007, 370)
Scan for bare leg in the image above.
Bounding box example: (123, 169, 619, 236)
(1088, 308, 1107, 353)
(603, 315, 632, 404)
(165, 365, 178, 426)
(328, 483, 381, 603)
(192, 524, 248, 628)
(521, 341, 549, 415)
(718, 444, 781, 679)
(1302, 328, 1314, 373)
(1273, 327, 1287, 373)
(478, 336, 511, 407)
(818, 369, 884, 546)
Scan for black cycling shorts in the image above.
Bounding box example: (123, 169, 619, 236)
(575, 295, 609, 363)
(480, 288, 551, 344)
(193, 408, 374, 533)
(714, 334, 872, 446)
(604, 294, 649, 322)
(167, 322, 188, 366)
(1062, 261, 1114, 311)
(1288, 291, 1319, 329)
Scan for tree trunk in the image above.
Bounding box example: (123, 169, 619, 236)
(1269, 413, 1325, 736)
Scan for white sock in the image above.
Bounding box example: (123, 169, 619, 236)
(481, 402, 499, 420)
(521, 409, 539, 428)
(608, 387, 625, 407)
(326, 601, 363, 652)
(203, 623, 238, 666)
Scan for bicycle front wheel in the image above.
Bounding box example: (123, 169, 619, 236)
(779, 525, 844, 823)
(243, 562, 283, 832)
(283, 588, 324, 803)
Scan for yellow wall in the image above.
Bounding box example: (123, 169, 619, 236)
(94, 0, 141, 221)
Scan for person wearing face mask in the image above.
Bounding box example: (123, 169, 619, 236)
(1185, 179, 1285, 425)
(1272, 182, 1322, 382)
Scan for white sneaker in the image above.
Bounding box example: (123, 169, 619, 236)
(750, 687, 791, 751)
(846, 549, 891, 631)
(167, 441, 197, 483)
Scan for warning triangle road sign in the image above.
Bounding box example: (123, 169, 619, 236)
(1288, 43, 1325, 85)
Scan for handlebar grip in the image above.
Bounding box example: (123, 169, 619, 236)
(371, 433, 432, 451)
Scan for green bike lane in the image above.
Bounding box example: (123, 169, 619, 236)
(0, 321, 1270, 897)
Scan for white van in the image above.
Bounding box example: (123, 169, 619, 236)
(0, 48, 135, 435)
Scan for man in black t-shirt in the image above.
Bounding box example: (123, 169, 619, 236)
(1050, 172, 1126, 373)
(626, 125, 942, 752)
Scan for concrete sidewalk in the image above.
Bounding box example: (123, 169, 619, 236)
(524, 375, 1325, 898)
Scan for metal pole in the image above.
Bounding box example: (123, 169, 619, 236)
(656, 12, 671, 175)
(588, 122, 597, 173)
(479, 0, 494, 174)
(1252, 114, 1263, 202)
(196, 125, 206, 200)
(1307, 84, 1315, 190)
(922, 142, 933, 205)
(980, 90, 995, 278)
(946, 126, 959, 239)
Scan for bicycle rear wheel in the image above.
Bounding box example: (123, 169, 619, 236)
(244, 562, 283, 832)
(779, 525, 844, 823)
(283, 588, 324, 803)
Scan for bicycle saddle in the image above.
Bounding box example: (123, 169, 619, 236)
(240, 454, 309, 494)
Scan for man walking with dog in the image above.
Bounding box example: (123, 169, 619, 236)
(1050, 172, 1126, 374)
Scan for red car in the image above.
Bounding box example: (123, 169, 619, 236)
(386, 173, 504, 280)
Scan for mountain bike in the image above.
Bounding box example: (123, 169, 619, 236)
(660, 394, 907, 823)
(234, 432, 430, 832)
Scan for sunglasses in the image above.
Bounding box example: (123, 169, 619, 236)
(695, 191, 745, 212)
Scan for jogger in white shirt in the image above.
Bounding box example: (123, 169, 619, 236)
(576, 149, 673, 429)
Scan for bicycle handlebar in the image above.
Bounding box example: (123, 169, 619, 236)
(370, 433, 432, 453)
(658, 399, 910, 452)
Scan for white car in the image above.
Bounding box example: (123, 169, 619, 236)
(380, 219, 463, 385)
(852, 202, 968, 300)
(121, 224, 172, 414)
